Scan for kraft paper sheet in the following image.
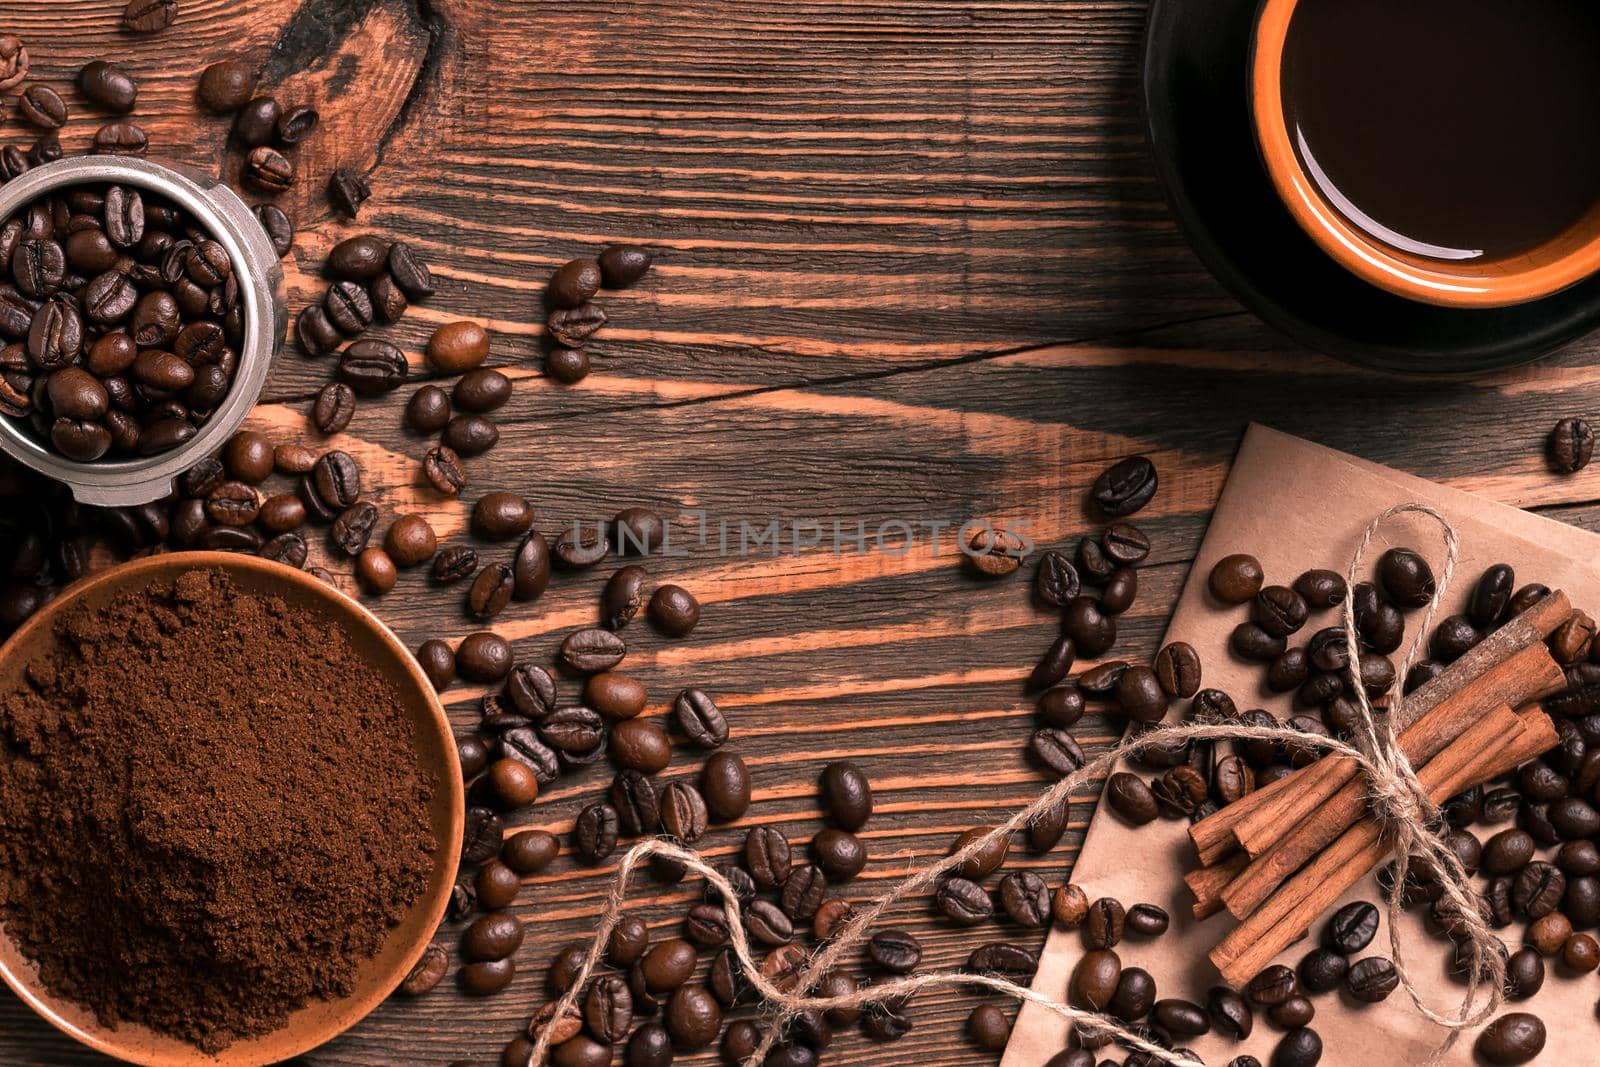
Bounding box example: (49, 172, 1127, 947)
(1005, 424, 1597, 1066)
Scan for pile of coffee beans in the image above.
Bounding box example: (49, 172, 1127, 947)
(542, 247, 652, 384)
(0, 182, 247, 460)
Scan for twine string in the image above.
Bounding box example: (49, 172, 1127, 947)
(520, 503, 1509, 1067)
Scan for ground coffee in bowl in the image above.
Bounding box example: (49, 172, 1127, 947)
(0, 566, 437, 1052)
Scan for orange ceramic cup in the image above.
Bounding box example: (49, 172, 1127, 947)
(1251, 0, 1600, 308)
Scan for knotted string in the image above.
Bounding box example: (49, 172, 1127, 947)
(520, 504, 1511, 1066)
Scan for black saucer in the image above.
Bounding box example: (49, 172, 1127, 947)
(1142, 0, 1600, 374)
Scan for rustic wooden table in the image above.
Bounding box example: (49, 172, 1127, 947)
(4, 2, 1596, 1064)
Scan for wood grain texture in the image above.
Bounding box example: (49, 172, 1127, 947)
(2, 1, 1600, 1065)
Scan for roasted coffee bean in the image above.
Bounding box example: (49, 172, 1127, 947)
(936, 876, 994, 926)
(1035, 550, 1081, 607)
(1512, 861, 1565, 919)
(431, 544, 478, 585)
(684, 902, 730, 947)
(297, 305, 342, 357)
(1195, 984, 1253, 1042)
(1062, 595, 1116, 656)
(1377, 546, 1436, 609)
(947, 825, 1010, 878)
(1469, 562, 1516, 626)
(1322, 900, 1378, 953)
(812, 898, 855, 942)
(868, 929, 922, 973)
(1153, 641, 1201, 699)
(0, 37, 27, 95)
(93, 121, 147, 157)
(1527, 911, 1573, 956)
(204, 481, 259, 526)
(1083, 897, 1125, 949)
(573, 802, 620, 864)
(1076, 660, 1127, 697)
(501, 829, 558, 877)
(1562, 932, 1599, 972)
(596, 244, 652, 287)
(1030, 728, 1086, 777)
(1123, 902, 1168, 938)
(550, 258, 603, 308)
(1550, 417, 1595, 473)
(422, 322, 488, 375)
(416, 639, 456, 691)
(232, 95, 280, 147)
(423, 445, 468, 496)
(1476, 1012, 1545, 1065)
(399, 944, 448, 996)
(745, 826, 792, 889)
(546, 346, 590, 383)
(967, 941, 1038, 979)
(1070, 948, 1121, 1010)
(1231, 621, 1287, 662)
(659, 781, 708, 843)
(355, 547, 397, 594)
(1117, 665, 1169, 723)
(1288, 568, 1344, 610)
(671, 688, 726, 746)
(337, 338, 408, 394)
(640, 938, 697, 994)
(1026, 797, 1070, 854)
(1519, 760, 1568, 805)
(455, 367, 512, 413)
(470, 491, 533, 542)
(461, 805, 506, 865)
(458, 631, 514, 682)
(1246, 964, 1297, 1006)
(275, 105, 319, 145)
(547, 302, 608, 347)
(197, 58, 254, 112)
(1152, 998, 1209, 1037)
(370, 274, 407, 321)
(1106, 772, 1158, 824)
(1343, 955, 1398, 1003)
(560, 628, 625, 674)
(997, 871, 1050, 928)
(1028, 635, 1077, 692)
(444, 414, 500, 456)
(1210, 553, 1264, 603)
(741, 898, 793, 947)
(1076, 536, 1115, 582)
(965, 1003, 1011, 1052)
(331, 501, 379, 557)
(243, 146, 294, 193)
(382, 514, 436, 567)
(1106, 965, 1155, 1021)
(467, 563, 515, 620)
(312, 382, 356, 434)
(1037, 684, 1085, 728)
(1484, 829, 1536, 875)
(701, 751, 750, 822)
(609, 718, 671, 774)
(780, 864, 827, 920)
(1100, 567, 1138, 614)
(1091, 455, 1157, 516)
(601, 564, 649, 630)
(810, 828, 866, 881)
(623, 1024, 671, 1067)
(324, 280, 374, 336)
(1254, 586, 1310, 639)
(260, 531, 309, 568)
(405, 385, 451, 434)
(585, 670, 646, 721)
(17, 85, 66, 129)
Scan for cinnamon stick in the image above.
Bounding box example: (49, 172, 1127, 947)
(1185, 852, 1250, 919)
(1211, 705, 1558, 986)
(1188, 591, 1570, 867)
(1219, 642, 1564, 918)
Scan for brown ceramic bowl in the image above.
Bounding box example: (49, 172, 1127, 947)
(1252, 0, 1600, 308)
(0, 552, 463, 1066)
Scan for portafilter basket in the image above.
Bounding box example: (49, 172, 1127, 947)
(0, 156, 286, 506)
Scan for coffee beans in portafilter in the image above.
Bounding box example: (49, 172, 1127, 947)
(0, 184, 246, 460)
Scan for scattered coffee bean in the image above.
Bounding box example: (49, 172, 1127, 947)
(1091, 455, 1157, 516)
(1549, 417, 1595, 473)
(1476, 1012, 1545, 1065)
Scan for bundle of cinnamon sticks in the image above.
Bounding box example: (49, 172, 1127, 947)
(1184, 591, 1575, 986)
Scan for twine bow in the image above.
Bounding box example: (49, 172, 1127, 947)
(522, 503, 1506, 1066)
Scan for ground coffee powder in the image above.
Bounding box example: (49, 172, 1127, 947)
(0, 568, 436, 1050)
